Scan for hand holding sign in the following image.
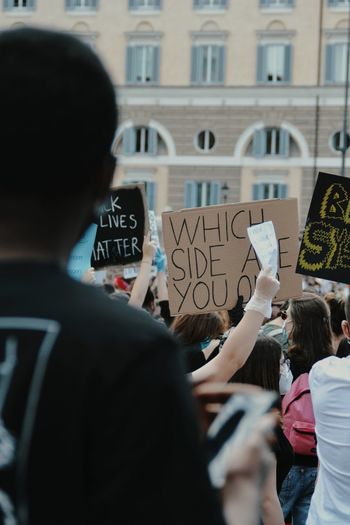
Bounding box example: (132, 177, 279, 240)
(247, 221, 278, 277)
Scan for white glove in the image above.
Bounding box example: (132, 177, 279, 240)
(244, 267, 280, 318)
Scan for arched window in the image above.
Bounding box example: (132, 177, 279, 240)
(123, 126, 159, 156)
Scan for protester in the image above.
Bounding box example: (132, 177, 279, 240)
(192, 267, 280, 384)
(0, 27, 285, 525)
(260, 301, 289, 354)
(231, 336, 293, 525)
(306, 293, 350, 525)
(279, 293, 333, 525)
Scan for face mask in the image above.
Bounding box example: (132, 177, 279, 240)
(279, 362, 293, 395)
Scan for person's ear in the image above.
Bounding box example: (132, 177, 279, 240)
(341, 320, 350, 340)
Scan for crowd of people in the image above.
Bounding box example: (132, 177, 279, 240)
(1, 26, 350, 525)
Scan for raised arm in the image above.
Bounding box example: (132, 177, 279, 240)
(192, 268, 280, 383)
(128, 233, 156, 308)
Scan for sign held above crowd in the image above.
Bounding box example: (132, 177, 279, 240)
(92, 184, 149, 269)
(297, 171, 350, 284)
(162, 198, 302, 316)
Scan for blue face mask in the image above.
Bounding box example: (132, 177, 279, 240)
(200, 337, 211, 350)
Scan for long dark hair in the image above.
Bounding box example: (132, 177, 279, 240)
(288, 293, 333, 370)
(230, 335, 281, 393)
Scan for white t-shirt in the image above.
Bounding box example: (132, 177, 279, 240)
(307, 355, 350, 525)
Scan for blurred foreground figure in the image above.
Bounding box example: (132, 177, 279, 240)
(0, 28, 227, 525)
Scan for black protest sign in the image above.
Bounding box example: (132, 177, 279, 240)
(297, 171, 350, 283)
(162, 198, 301, 316)
(92, 184, 148, 269)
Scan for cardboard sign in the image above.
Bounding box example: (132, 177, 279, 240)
(92, 184, 149, 269)
(67, 223, 98, 281)
(297, 172, 350, 284)
(162, 199, 302, 316)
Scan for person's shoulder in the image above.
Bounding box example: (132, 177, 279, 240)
(310, 355, 350, 387)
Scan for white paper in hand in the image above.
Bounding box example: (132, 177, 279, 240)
(247, 221, 278, 276)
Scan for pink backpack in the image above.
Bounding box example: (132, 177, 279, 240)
(282, 373, 317, 456)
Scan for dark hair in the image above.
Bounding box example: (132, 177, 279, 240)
(0, 28, 116, 198)
(171, 312, 225, 345)
(336, 337, 350, 358)
(230, 335, 281, 393)
(288, 293, 333, 370)
(324, 294, 345, 337)
(345, 294, 350, 325)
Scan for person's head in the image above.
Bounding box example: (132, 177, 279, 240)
(171, 312, 225, 346)
(284, 292, 333, 368)
(324, 293, 345, 338)
(0, 28, 117, 258)
(341, 293, 350, 342)
(230, 336, 282, 394)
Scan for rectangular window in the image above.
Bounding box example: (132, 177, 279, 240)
(257, 44, 292, 84)
(4, 0, 35, 9)
(325, 43, 350, 84)
(253, 128, 290, 158)
(123, 127, 158, 156)
(260, 0, 293, 7)
(252, 183, 288, 200)
(126, 45, 160, 84)
(65, 0, 98, 10)
(191, 45, 225, 84)
(128, 0, 161, 10)
(328, 0, 350, 7)
(184, 181, 221, 208)
(193, 0, 227, 9)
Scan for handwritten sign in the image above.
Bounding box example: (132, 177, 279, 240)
(67, 223, 98, 281)
(92, 184, 148, 269)
(162, 199, 302, 316)
(297, 171, 350, 283)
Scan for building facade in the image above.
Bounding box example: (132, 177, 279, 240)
(3, 0, 350, 228)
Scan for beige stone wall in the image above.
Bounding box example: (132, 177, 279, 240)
(0, 0, 346, 87)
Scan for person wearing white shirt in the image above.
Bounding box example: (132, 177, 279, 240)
(307, 303, 350, 525)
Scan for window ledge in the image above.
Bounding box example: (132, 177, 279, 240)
(66, 9, 97, 15)
(328, 6, 350, 12)
(129, 9, 161, 15)
(260, 7, 293, 13)
(4, 9, 34, 15)
(194, 8, 227, 14)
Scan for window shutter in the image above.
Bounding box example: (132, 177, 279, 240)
(256, 45, 265, 83)
(218, 46, 226, 83)
(253, 129, 266, 158)
(65, 0, 74, 9)
(184, 181, 197, 208)
(328, 0, 338, 6)
(287, 0, 294, 6)
(193, 0, 203, 8)
(279, 129, 290, 157)
(260, 0, 270, 6)
(325, 44, 334, 84)
(148, 128, 158, 156)
(283, 45, 292, 83)
(220, 0, 228, 6)
(279, 184, 288, 199)
(152, 46, 160, 83)
(147, 182, 156, 211)
(155, 0, 162, 7)
(3, 0, 11, 10)
(210, 182, 221, 205)
(126, 46, 135, 84)
(128, 0, 137, 9)
(253, 184, 263, 201)
(27, 0, 36, 9)
(191, 46, 199, 83)
(123, 128, 136, 156)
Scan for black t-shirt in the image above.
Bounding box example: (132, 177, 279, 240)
(0, 262, 225, 525)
